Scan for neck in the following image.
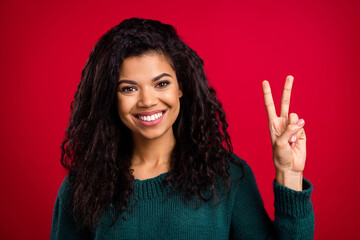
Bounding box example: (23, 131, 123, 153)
(131, 128, 175, 169)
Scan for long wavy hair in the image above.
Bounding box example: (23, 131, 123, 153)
(61, 18, 244, 236)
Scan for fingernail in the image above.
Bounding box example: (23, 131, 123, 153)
(296, 119, 304, 126)
(290, 135, 296, 142)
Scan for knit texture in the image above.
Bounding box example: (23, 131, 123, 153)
(51, 155, 314, 239)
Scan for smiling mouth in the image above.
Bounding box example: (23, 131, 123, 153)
(134, 110, 166, 122)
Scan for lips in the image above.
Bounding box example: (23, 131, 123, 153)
(133, 109, 167, 124)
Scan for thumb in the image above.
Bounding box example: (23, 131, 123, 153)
(275, 119, 305, 149)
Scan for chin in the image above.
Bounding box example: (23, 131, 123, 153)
(135, 127, 173, 141)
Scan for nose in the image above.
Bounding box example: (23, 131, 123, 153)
(138, 87, 157, 108)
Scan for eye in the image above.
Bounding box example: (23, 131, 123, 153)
(156, 81, 170, 88)
(120, 86, 137, 92)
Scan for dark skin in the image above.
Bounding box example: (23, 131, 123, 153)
(118, 53, 307, 188)
(117, 53, 182, 180)
(262, 75, 306, 191)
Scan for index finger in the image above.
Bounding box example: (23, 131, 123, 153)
(262, 80, 277, 120)
(280, 75, 294, 118)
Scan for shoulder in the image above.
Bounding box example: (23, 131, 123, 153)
(55, 175, 73, 210)
(227, 153, 259, 192)
(228, 153, 253, 180)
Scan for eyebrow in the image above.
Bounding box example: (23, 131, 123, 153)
(118, 73, 172, 85)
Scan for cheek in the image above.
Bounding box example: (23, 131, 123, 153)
(164, 88, 181, 104)
(117, 100, 135, 131)
(117, 96, 132, 119)
(164, 91, 181, 114)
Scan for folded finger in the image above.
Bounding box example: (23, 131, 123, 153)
(290, 128, 306, 148)
(289, 113, 299, 124)
(275, 119, 305, 149)
(288, 113, 299, 144)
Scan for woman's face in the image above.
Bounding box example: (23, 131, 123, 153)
(117, 52, 183, 140)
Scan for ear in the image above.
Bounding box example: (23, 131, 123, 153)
(179, 89, 183, 98)
(178, 83, 183, 98)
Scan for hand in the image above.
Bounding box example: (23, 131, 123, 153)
(262, 76, 306, 191)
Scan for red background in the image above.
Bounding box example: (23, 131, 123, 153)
(1, 0, 359, 239)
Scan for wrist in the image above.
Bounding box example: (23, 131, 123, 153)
(276, 170, 303, 191)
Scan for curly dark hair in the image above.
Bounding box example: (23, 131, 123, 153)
(61, 17, 244, 236)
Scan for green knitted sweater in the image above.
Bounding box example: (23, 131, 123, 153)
(51, 156, 314, 239)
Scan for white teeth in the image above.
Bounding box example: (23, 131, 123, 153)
(137, 112, 163, 122)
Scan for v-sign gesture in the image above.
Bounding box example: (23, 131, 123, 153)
(262, 76, 306, 191)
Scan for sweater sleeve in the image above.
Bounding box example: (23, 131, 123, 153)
(50, 177, 83, 240)
(230, 157, 315, 240)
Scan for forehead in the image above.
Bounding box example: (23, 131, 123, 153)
(119, 53, 175, 80)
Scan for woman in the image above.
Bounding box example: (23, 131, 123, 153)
(51, 18, 314, 239)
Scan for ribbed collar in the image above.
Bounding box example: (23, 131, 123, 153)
(132, 172, 172, 200)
